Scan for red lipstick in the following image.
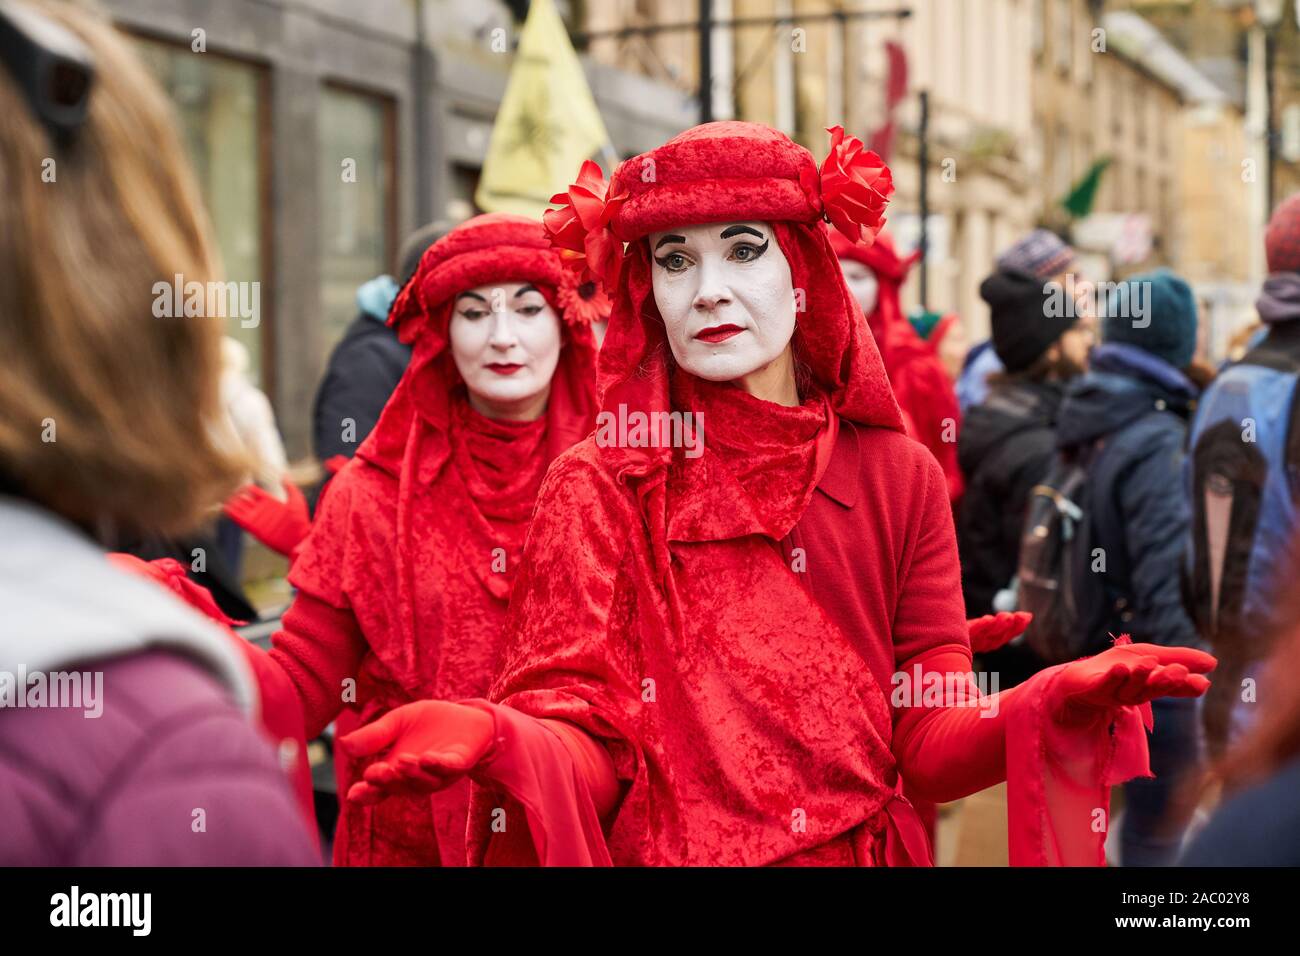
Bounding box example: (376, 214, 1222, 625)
(486, 363, 524, 375)
(695, 324, 744, 343)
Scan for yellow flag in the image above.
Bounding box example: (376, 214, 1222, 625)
(474, 0, 613, 217)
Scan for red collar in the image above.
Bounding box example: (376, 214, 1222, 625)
(815, 418, 860, 509)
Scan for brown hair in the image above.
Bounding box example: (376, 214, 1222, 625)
(986, 347, 1085, 387)
(0, 0, 244, 538)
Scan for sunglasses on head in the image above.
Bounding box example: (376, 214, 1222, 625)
(0, 0, 95, 145)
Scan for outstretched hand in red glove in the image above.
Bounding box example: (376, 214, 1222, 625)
(967, 611, 1033, 654)
(1049, 636, 1215, 728)
(337, 700, 496, 806)
(223, 477, 311, 557)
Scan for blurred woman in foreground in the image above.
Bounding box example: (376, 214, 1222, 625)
(0, 0, 315, 865)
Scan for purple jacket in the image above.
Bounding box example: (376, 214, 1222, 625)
(0, 498, 318, 866)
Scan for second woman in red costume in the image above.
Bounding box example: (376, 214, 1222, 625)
(343, 123, 1214, 866)
(260, 213, 598, 865)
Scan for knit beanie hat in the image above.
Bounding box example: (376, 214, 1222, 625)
(1102, 268, 1197, 370)
(995, 229, 1076, 280)
(1265, 192, 1300, 275)
(980, 267, 1076, 372)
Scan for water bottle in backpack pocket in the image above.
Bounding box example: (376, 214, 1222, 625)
(1017, 460, 1093, 664)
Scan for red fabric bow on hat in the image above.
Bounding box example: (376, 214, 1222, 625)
(818, 125, 894, 247)
(543, 159, 628, 290)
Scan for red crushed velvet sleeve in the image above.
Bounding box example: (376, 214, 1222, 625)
(269, 593, 367, 739)
(889, 456, 972, 670)
(889, 458, 1152, 865)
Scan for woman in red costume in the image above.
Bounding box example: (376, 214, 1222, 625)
(832, 229, 964, 502)
(258, 213, 598, 865)
(342, 123, 1214, 867)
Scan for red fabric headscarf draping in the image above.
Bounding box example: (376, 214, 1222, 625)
(600, 219, 900, 597)
(289, 212, 598, 865)
(829, 228, 918, 344)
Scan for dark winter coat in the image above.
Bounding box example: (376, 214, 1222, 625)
(1055, 342, 1202, 650)
(1180, 754, 1300, 866)
(957, 379, 1065, 617)
(312, 276, 411, 463)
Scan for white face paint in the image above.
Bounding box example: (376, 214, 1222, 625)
(648, 221, 797, 382)
(448, 281, 562, 419)
(839, 258, 878, 317)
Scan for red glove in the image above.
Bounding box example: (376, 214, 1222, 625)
(340, 700, 615, 865)
(1049, 636, 1215, 729)
(967, 611, 1033, 654)
(337, 700, 496, 805)
(223, 478, 311, 557)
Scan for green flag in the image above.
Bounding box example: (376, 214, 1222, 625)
(1061, 157, 1111, 220)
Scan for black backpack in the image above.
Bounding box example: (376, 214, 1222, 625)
(1016, 413, 1172, 664)
(1016, 457, 1095, 664)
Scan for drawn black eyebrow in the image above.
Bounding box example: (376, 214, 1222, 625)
(455, 291, 488, 303)
(654, 234, 687, 250)
(720, 224, 765, 240)
(512, 284, 540, 298)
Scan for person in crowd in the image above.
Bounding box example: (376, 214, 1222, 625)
(955, 230, 1077, 412)
(1185, 191, 1300, 759)
(222, 225, 458, 561)
(312, 221, 449, 466)
(0, 0, 316, 865)
(833, 230, 963, 501)
(337, 122, 1214, 868)
(1180, 560, 1300, 866)
(215, 335, 291, 575)
(958, 233, 1093, 686)
(1055, 269, 1206, 866)
(245, 213, 600, 866)
(910, 309, 969, 385)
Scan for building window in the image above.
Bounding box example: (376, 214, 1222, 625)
(319, 85, 396, 350)
(135, 37, 269, 385)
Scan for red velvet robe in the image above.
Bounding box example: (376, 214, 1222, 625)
(467, 413, 1152, 866)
